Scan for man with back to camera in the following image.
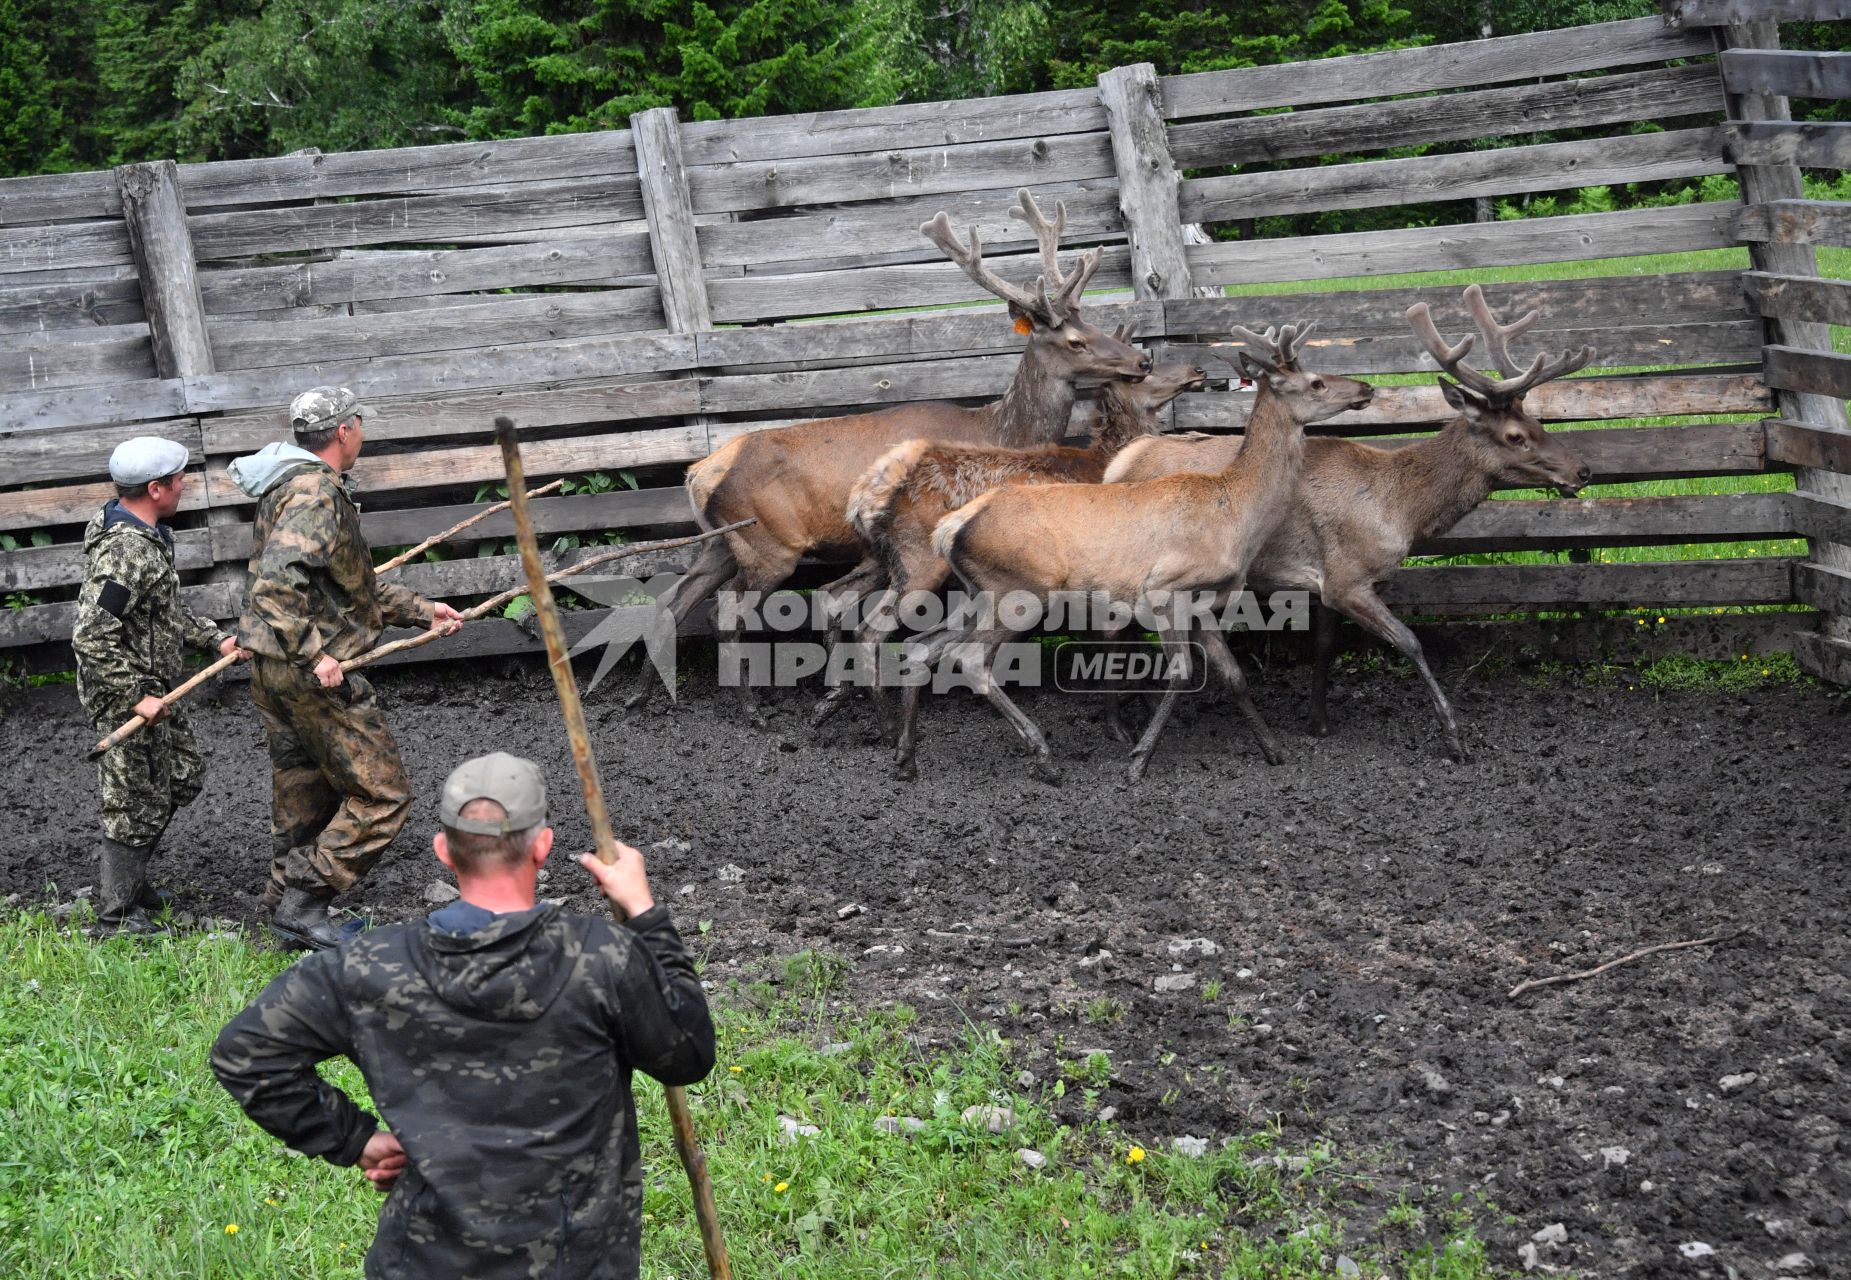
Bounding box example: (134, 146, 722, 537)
(228, 386, 464, 949)
(211, 751, 716, 1279)
(72, 436, 248, 936)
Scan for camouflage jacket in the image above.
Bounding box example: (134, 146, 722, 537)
(235, 455, 431, 664)
(211, 902, 715, 1280)
(72, 502, 228, 723)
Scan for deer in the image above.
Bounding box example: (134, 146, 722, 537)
(1104, 284, 1594, 762)
(625, 189, 1152, 725)
(897, 322, 1374, 784)
(813, 357, 1207, 733)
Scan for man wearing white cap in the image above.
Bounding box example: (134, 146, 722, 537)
(212, 751, 714, 1279)
(72, 436, 248, 935)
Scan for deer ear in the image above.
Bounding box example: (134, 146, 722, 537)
(1438, 377, 1489, 422)
(1236, 350, 1284, 390)
(1008, 303, 1041, 334)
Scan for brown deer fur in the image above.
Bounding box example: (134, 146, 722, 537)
(1105, 284, 1593, 761)
(900, 324, 1373, 784)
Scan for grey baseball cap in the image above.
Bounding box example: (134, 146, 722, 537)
(439, 752, 548, 835)
(108, 436, 190, 486)
(288, 385, 373, 434)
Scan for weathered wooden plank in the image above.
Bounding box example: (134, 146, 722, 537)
(1099, 63, 1194, 301)
(678, 88, 1101, 167)
(696, 182, 1122, 271)
(0, 527, 215, 592)
(1765, 346, 1851, 402)
(708, 245, 1135, 323)
(1741, 272, 1851, 328)
(116, 160, 215, 381)
(0, 170, 124, 226)
(1725, 121, 1851, 170)
(0, 378, 189, 435)
(0, 328, 155, 391)
(699, 299, 1156, 368)
(0, 581, 236, 647)
(187, 176, 646, 262)
(1168, 272, 1753, 337)
(205, 290, 666, 371)
(0, 219, 134, 275)
(174, 130, 638, 209)
(202, 425, 713, 508)
(203, 376, 702, 454)
(1175, 374, 1775, 432)
(0, 472, 209, 532)
(1159, 17, 1715, 119)
(0, 417, 200, 487)
(1766, 418, 1851, 473)
(1733, 200, 1851, 247)
(1416, 493, 1793, 555)
(1790, 492, 1851, 549)
(685, 131, 1117, 216)
(1793, 627, 1851, 686)
(1382, 558, 1793, 609)
(1186, 202, 1737, 286)
(196, 234, 658, 314)
(1172, 320, 1765, 378)
(697, 353, 1023, 416)
(1168, 64, 1725, 169)
(632, 107, 713, 333)
(181, 330, 699, 415)
(1180, 128, 1726, 224)
(1794, 561, 1851, 616)
(0, 278, 144, 334)
(1337, 423, 1770, 483)
(1720, 49, 1851, 101)
(1667, 0, 1851, 26)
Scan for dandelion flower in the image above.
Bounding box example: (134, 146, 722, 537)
(775, 1182, 790, 1193)
(1762, 668, 1771, 677)
(264, 1198, 277, 1206)
(729, 1065, 743, 1074)
(762, 1173, 772, 1183)
(224, 1224, 239, 1235)
(1126, 1146, 1146, 1165)
(1656, 616, 1665, 624)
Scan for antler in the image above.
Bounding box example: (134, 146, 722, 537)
(1407, 285, 1596, 402)
(921, 209, 1051, 320)
(1221, 319, 1315, 372)
(1008, 188, 1101, 321)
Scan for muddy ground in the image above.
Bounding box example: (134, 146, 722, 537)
(3, 653, 1847, 1278)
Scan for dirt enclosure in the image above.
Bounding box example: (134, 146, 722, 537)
(3, 654, 1848, 1277)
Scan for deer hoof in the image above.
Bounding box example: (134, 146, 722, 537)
(1031, 758, 1063, 787)
(1124, 757, 1149, 785)
(810, 694, 845, 729)
(894, 758, 918, 782)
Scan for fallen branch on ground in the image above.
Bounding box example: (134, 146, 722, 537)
(1506, 931, 1739, 999)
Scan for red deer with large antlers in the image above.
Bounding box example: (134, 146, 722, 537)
(815, 358, 1206, 732)
(1105, 284, 1594, 761)
(628, 189, 1151, 723)
(899, 323, 1373, 783)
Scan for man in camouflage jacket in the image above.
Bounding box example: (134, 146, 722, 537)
(73, 436, 245, 934)
(213, 753, 715, 1280)
(229, 386, 463, 949)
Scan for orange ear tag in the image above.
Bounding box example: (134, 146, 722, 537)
(1013, 315, 1034, 335)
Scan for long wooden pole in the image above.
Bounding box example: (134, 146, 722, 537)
(374, 478, 565, 574)
(493, 414, 732, 1280)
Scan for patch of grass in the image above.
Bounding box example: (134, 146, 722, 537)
(0, 913, 1501, 1279)
(1084, 995, 1125, 1026)
(1636, 650, 1806, 693)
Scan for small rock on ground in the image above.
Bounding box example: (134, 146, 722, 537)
(1171, 1135, 1209, 1158)
(1678, 1242, 1715, 1260)
(716, 863, 745, 884)
(1719, 1071, 1758, 1093)
(422, 880, 459, 904)
(874, 1116, 927, 1136)
(961, 1104, 1015, 1133)
(1154, 973, 1195, 993)
(1531, 1222, 1568, 1246)
(1015, 1148, 1046, 1170)
(1166, 937, 1220, 957)
(1774, 1254, 1814, 1275)
(776, 1114, 821, 1144)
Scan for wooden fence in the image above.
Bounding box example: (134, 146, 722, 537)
(1, 6, 1847, 678)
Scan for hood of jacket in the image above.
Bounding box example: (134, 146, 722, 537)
(405, 903, 578, 1023)
(83, 499, 173, 556)
(227, 442, 327, 499)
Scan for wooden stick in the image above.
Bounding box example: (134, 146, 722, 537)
(494, 414, 732, 1280)
(373, 478, 565, 574)
(87, 518, 751, 759)
(1506, 932, 1736, 999)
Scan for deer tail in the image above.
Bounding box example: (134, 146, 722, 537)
(931, 489, 998, 563)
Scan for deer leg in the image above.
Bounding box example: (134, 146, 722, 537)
(625, 538, 738, 710)
(1332, 587, 1468, 763)
(812, 584, 895, 730)
(1097, 622, 1141, 746)
(1125, 625, 1198, 784)
(965, 625, 1060, 785)
(892, 614, 974, 782)
(1198, 626, 1284, 766)
(1308, 598, 1340, 737)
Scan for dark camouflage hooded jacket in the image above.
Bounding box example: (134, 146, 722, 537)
(72, 502, 228, 723)
(211, 902, 715, 1280)
(231, 445, 432, 664)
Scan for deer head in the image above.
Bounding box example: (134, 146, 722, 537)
(923, 189, 1150, 382)
(1217, 321, 1375, 424)
(1406, 285, 1594, 495)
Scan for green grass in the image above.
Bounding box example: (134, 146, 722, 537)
(0, 910, 1506, 1279)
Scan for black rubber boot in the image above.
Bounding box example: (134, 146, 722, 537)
(93, 837, 168, 938)
(270, 886, 351, 951)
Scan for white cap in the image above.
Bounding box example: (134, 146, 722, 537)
(108, 437, 190, 486)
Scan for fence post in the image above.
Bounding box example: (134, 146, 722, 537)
(1715, 19, 1851, 674)
(631, 107, 714, 333)
(1097, 63, 1194, 302)
(115, 160, 214, 379)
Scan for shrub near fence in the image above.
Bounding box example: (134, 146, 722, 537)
(0, 6, 1847, 679)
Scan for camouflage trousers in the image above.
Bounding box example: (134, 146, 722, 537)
(91, 703, 205, 845)
(250, 655, 412, 897)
